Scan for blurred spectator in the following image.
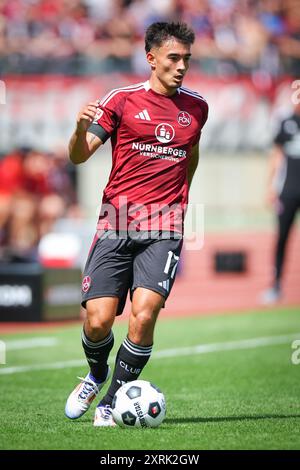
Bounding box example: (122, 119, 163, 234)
(278, 0, 300, 77)
(261, 99, 300, 304)
(0, 0, 299, 78)
(0, 146, 81, 262)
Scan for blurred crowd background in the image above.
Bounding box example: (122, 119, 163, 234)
(0, 0, 299, 277)
(0, 146, 80, 262)
(0, 0, 300, 78)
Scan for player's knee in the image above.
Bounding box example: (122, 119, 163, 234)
(86, 308, 114, 337)
(131, 306, 157, 330)
(85, 317, 113, 341)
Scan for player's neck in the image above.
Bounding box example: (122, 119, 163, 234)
(148, 76, 178, 97)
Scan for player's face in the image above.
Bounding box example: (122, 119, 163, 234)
(147, 39, 191, 91)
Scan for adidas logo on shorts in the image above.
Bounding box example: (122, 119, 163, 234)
(158, 279, 170, 292)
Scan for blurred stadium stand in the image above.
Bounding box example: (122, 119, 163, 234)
(0, 0, 299, 320)
(0, 0, 300, 77)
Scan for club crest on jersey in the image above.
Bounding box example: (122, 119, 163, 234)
(82, 276, 91, 293)
(155, 123, 175, 143)
(177, 111, 192, 127)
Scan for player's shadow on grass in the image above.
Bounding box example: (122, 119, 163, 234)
(165, 414, 300, 424)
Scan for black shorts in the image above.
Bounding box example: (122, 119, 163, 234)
(81, 230, 183, 315)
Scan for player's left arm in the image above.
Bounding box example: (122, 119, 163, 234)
(187, 99, 208, 189)
(187, 141, 200, 189)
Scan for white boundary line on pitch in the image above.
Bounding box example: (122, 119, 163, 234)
(0, 332, 299, 375)
(3, 337, 58, 351)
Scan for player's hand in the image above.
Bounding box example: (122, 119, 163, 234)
(76, 101, 99, 133)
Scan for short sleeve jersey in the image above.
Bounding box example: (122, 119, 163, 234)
(274, 113, 300, 197)
(90, 80, 208, 234)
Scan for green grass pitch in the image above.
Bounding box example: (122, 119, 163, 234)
(0, 307, 300, 450)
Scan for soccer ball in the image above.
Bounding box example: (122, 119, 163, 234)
(112, 380, 166, 428)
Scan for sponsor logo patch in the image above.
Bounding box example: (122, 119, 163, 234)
(155, 123, 175, 143)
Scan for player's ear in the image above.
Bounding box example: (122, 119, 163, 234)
(146, 51, 156, 70)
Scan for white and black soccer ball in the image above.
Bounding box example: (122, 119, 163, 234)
(112, 380, 166, 428)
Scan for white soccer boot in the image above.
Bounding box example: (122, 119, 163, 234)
(260, 287, 281, 305)
(65, 367, 110, 419)
(94, 404, 116, 427)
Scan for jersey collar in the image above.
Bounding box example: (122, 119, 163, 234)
(144, 80, 181, 95)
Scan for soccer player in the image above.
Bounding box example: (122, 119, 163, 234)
(261, 101, 300, 304)
(65, 22, 208, 426)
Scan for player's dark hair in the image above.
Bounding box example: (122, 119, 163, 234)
(145, 22, 195, 53)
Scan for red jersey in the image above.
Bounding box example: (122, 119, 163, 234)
(92, 80, 208, 234)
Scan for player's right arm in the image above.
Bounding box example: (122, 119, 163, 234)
(69, 101, 103, 164)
